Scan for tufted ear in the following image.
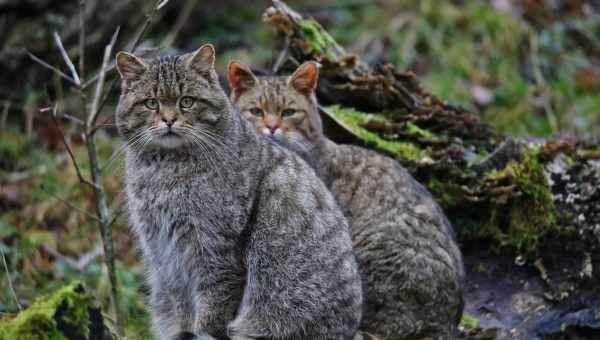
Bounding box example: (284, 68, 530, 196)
(227, 61, 258, 100)
(287, 61, 319, 96)
(115, 51, 148, 81)
(185, 44, 215, 74)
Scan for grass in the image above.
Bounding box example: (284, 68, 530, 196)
(321, 0, 600, 137)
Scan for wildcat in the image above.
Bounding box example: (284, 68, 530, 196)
(229, 61, 465, 340)
(115, 45, 362, 340)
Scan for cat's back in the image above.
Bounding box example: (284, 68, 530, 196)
(325, 142, 463, 279)
(327, 144, 447, 229)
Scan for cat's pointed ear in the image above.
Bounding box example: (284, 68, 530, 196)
(288, 61, 319, 96)
(115, 52, 148, 81)
(228, 61, 258, 100)
(186, 44, 215, 74)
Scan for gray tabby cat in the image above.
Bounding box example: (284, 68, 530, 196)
(229, 61, 465, 340)
(115, 44, 362, 340)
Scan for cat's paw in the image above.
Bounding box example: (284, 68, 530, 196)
(229, 336, 257, 340)
(173, 332, 198, 340)
(173, 332, 217, 340)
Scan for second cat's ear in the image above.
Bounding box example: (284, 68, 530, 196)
(186, 44, 215, 74)
(115, 52, 148, 81)
(228, 61, 258, 99)
(288, 61, 319, 96)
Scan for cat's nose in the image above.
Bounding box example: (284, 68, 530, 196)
(162, 116, 177, 127)
(266, 125, 279, 133)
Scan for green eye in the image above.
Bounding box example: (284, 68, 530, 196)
(180, 96, 195, 109)
(145, 99, 158, 110)
(281, 109, 296, 117)
(249, 107, 263, 116)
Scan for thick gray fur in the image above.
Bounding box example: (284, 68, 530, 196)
(115, 47, 362, 340)
(231, 68, 465, 340)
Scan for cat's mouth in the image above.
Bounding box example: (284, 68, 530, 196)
(154, 129, 185, 148)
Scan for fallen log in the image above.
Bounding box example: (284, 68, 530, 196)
(263, 0, 599, 257)
(263, 2, 600, 338)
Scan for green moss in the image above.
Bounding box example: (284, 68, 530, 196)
(405, 122, 436, 139)
(297, 18, 340, 58)
(486, 148, 557, 253)
(425, 178, 461, 208)
(0, 281, 92, 340)
(460, 313, 479, 330)
(326, 105, 430, 161)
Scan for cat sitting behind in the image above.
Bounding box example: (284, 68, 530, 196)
(229, 61, 465, 340)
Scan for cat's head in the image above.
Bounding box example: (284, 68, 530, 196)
(228, 61, 324, 156)
(115, 44, 230, 150)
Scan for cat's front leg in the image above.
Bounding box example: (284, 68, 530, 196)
(190, 286, 243, 339)
(150, 287, 195, 339)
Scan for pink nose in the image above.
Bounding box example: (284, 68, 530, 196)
(265, 123, 279, 133)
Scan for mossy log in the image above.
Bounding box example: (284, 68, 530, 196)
(263, 0, 600, 256)
(263, 2, 600, 337)
(0, 281, 112, 340)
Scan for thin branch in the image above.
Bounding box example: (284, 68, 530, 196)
(88, 26, 120, 130)
(53, 32, 81, 85)
(26, 50, 78, 86)
(42, 244, 103, 272)
(157, 0, 171, 10)
(43, 104, 96, 188)
(78, 0, 86, 80)
(96, 0, 168, 122)
(161, 0, 197, 47)
(81, 64, 115, 90)
(40, 107, 85, 126)
(272, 37, 290, 74)
(1, 247, 22, 311)
(39, 184, 101, 223)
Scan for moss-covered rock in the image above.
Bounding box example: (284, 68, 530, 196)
(0, 281, 110, 340)
(486, 148, 557, 253)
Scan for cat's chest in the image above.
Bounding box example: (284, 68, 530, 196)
(126, 162, 253, 246)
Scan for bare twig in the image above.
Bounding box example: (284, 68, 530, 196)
(1, 247, 22, 311)
(96, 0, 168, 115)
(43, 104, 96, 188)
(161, 0, 197, 47)
(27, 50, 78, 86)
(157, 0, 171, 10)
(40, 107, 85, 126)
(39, 184, 101, 222)
(81, 64, 115, 90)
(78, 0, 86, 79)
(42, 245, 103, 272)
(88, 27, 120, 130)
(53, 32, 81, 85)
(272, 37, 290, 74)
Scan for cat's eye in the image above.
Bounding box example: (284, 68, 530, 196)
(180, 96, 195, 109)
(281, 109, 296, 117)
(144, 99, 158, 110)
(249, 107, 263, 116)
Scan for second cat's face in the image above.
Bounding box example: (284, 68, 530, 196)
(229, 62, 323, 156)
